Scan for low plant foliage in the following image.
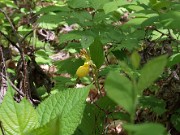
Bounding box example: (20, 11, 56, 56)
(0, 0, 179, 135)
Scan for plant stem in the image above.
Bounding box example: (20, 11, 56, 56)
(92, 64, 101, 94)
(130, 73, 138, 124)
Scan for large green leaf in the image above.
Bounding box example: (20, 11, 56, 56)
(0, 86, 39, 135)
(124, 123, 166, 135)
(138, 55, 167, 94)
(89, 38, 105, 68)
(105, 71, 134, 114)
(28, 117, 61, 135)
(35, 85, 91, 135)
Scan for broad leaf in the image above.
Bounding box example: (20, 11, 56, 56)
(138, 55, 167, 94)
(105, 71, 134, 114)
(80, 35, 94, 48)
(36, 85, 91, 135)
(89, 38, 104, 68)
(0, 86, 39, 135)
(124, 123, 166, 135)
(28, 117, 61, 135)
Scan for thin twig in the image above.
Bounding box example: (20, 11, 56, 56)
(1, 73, 25, 97)
(0, 9, 24, 62)
(0, 9, 16, 32)
(20, 30, 33, 43)
(0, 9, 20, 44)
(0, 31, 22, 53)
(0, 45, 8, 102)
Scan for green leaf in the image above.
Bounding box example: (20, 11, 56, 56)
(130, 51, 141, 69)
(93, 11, 106, 23)
(103, 1, 118, 14)
(27, 117, 61, 135)
(72, 11, 92, 24)
(37, 6, 70, 14)
(103, 0, 130, 14)
(99, 65, 120, 76)
(138, 55, 167, 94)
(127, 5, 145, 12)
(150, 0, 157, 5)
(124, 123, 166, 135)
(152, 1, 172, 11)
(0, 0, 17, 8)
(75, 96, 117, 135)
(55, 58, 84, 75)
(167, 53, 180, 67)
(80, 35, 94, 48)
(122, 18, 147, 30)
(139, 96, 166, 115)
(171, 109, 180, 132)
(89, 38, 104, 68)
(105, 71, 134, 114)
(68, 0, 89, 8)
(36, 85, 91, 135)
(159, 11, 180, 29)
(59, 31, 82, 44)
(0, 85, 39, 135)
(37, 14, 62, 29)
(35, 49, 52, 65)
(35, 57, 52, 65)
(120, 38, 139, 50)
(89, 0, 110, 10)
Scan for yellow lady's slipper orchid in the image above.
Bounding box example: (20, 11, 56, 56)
(76, 63, 90, 78)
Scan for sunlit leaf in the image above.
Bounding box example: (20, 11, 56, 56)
(35, 85, 91, 135)
(0, 85, 39, 135)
